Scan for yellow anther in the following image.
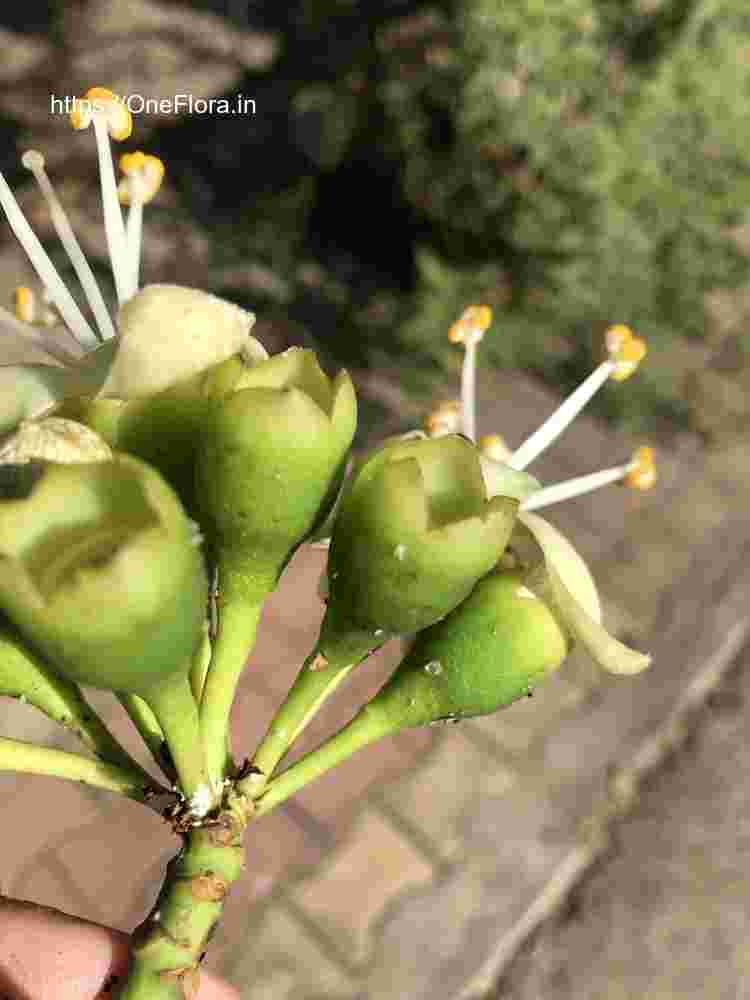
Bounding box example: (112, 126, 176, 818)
(605, 324, 647, 381)
(448, 305, 493, 344)
(425, 399, 461, 436)
(625, 446, 656, 490)
(14, 286, 36, 324)
(479, 433, 513, 462)
(70, 87, 132, 141)
(118, 152, 165, 205)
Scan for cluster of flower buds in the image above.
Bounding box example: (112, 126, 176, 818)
(0, 87, 655, 820)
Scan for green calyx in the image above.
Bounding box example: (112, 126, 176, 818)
(0, 454, 207, 697)
(196, 347, 357, 600)
(364, 568, 569, 732)
(322, 434, 526, 640)
(61, 372, 214, 519)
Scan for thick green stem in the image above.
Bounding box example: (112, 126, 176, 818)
(240, 624, 377, 800)
(116, 692, 176, 784)
(145, 673, 208, 803)
(254, 706, 390, 817)
(0, 735, 166, 805)
(199, 562, 269, 788)
(115, 790, 249, 999)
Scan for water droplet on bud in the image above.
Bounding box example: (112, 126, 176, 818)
(394, 544, 407, 561)
(424, 660, 443, 676)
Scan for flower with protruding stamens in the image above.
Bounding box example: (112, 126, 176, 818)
(0, 88, 263, 437)
(445, 305, 653, 676)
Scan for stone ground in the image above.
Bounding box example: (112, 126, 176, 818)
(493, 634, 750, 1000)
(2, 359, 750, 999)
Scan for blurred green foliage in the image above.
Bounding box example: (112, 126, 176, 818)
(6, 0, 750, 432)
(190, 0, 749, 432)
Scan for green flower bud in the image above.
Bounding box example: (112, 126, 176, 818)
(0, 454, 210, 800)
(251, 568, 569, 814)
(363, 569, 568, 731)
(58, 286, 268, 517)
(320, 434, 536, 646)
(245, 434, 536, 795)
(194, 347, 357, 786)
(196, 347, 357, 602)
(0, 454, 206, 695)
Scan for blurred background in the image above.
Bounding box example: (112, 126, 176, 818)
(2, 0, 750, 441)
(3, 4, 750, 999)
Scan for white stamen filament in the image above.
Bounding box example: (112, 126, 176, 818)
(508, 360, 615, 470)
(92, 116, 130, 306)
(0, 172, 100, 350)
(521, 462, 631, 511)
(461, 338, 478, 442)
(0, 303, 84, 365)
(22, 151, 117, 342)
(125, 179, 144, 300)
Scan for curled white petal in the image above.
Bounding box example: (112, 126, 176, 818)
(514, 512, 651, 675)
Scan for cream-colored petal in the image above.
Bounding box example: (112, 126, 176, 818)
(517, 511, 601, 623)
(544, 558, 651, 674)
(515, 512, 651, 675)
(98, 284, 257, 399)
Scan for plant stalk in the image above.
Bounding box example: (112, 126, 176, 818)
(199, 563, 268, 788)
(0, 735, 169, 807)
(253, 706, 389, 816)
(241, 623, 377, 800)
(145, 672, 209, 803)
(116, 692, 176, 784)
(115, 789, 250, 999)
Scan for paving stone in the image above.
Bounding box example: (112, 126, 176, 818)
(0, 698, 73, 749)
(495, 640, 750, 1000)
(289, 726, 434, 838)
(1, 772, 105, 900)
(290, 807, 435, 966)
(229, 683, 285, 772)
(380, 728, 516, 861)
(233, 806, 326, 906)
(219, 904, 356, 1000)
(467, 652, 596, 758)
(36, 800, 176, 929)
(207, 805, 327, 976)
(246, 546, 328, 702)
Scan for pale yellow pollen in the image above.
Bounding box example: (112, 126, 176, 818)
(448, 304, 493, 344)
(69, 87, 132, 141)
(479, 432, 513, 462)
(14, 286, 36, 324)
(625, 446, 656, 490)
(118, 152, 165, 205)
(605, 324, 647, 382)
